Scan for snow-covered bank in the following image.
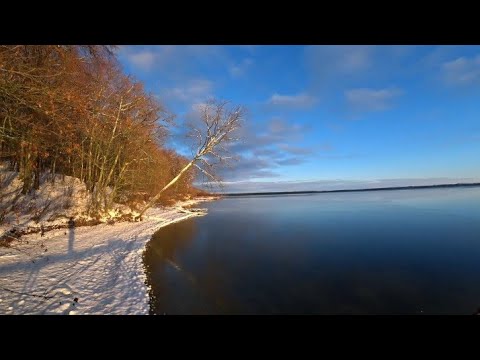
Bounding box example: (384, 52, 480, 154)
(0, 168, 131, 240)
(0, 198, 215, 314)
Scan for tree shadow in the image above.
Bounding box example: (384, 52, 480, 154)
(68, 217, 75, 255)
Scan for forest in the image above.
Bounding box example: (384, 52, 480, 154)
(0, 45, 209, 218)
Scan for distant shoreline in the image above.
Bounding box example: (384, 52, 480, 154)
(220, 182, 480, 197)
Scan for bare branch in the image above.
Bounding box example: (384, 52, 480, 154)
(137, 99, 245, 218)
(194, 163, 220, 183)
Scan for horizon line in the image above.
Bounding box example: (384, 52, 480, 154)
(218, 182, 480, 196)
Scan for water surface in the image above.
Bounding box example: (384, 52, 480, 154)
(144, 187, 480, 314)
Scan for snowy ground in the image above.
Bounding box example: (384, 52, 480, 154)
(0, 198, 213, 315)
(0, 168, 97, 237)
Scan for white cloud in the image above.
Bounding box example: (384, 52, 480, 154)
(162, 79, 213, 103)
(217, 116, 315, 182)
(339, 47, 371, 73)
(267, 93, 317, 108)
(442, 55, 480, 86)
(125, 50, 156, 71)
(118, 45, 227, 75)
(305, 45, 374, 76)
(229, 58, 254, 77)
(345, 87, 403, 112)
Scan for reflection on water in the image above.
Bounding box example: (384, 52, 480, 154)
(144, 187, 480, 314)
(143, 220, 196, 314)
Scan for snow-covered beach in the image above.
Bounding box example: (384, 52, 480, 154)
(0, 198, 214, 315)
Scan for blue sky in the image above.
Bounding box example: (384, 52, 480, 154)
(117, 45, 480, 192)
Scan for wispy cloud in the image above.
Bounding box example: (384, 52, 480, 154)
(231, 117, 309, 153)
(162, 79, 213, 104)
(118, 45, 227, 77)
(277, 143, 332, 155)
(277, 144, 315, 155)
(305, 45, 374, 77)
(442, 54, 480, 86)
(229, 58, 254, 77)
(267, 93, 317, 108)
(217, 156, 279, 181)
(268, 118, 285, 133)
(123, 49, 156, 71)
(334, 46, 372, 73)
(304, 45, 424, 95)
(213, 117, 316, 181)
(345, 87, 403, 112)
(275, 157, 307, 166)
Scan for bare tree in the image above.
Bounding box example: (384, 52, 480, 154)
(136, 99, 244, 219)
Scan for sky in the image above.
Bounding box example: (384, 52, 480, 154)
(116, 45, 480, 192)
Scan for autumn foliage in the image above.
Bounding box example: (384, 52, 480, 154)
(0, 45, 199, 214)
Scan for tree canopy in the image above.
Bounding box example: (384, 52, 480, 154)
(0, 45, 206, 214)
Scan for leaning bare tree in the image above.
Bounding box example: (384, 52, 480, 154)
(136, 99, 244, 219)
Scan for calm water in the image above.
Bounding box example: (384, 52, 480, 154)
(143, 187, 480, 314)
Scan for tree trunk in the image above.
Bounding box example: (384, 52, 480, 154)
(33, 155, 40, 190)
(136, 159, 195, 219)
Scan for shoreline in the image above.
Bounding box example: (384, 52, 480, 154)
(0, 196, 217, 315)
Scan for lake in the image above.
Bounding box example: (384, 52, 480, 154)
(143, 187, 480, 314)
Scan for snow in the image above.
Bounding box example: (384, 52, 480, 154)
(0, 167, 97, 236)
(0, 198, 213, 315)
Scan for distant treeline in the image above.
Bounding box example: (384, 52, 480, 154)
(222, 183, 480, 197)
(0, 45, 207, 214)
